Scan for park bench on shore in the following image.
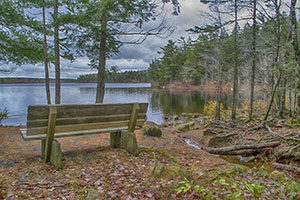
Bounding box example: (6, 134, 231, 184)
(20, 103, 148, 170)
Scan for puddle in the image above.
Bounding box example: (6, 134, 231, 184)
(185, 139, 201, 150)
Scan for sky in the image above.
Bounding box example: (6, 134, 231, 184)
(0, 0, 297, 79)
(0, 0, 205, 79)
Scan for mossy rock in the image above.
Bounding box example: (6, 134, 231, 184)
(149, 162, 165, 177)
(141, 121, 162, 137)
(176, 122, 194, 132)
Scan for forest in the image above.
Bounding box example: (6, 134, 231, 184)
(0, 0, 300, 199)
(77, 69, 149, 83)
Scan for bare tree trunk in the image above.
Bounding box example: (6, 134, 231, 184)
(42, 2, 51, 104)
(290, 0, 300, 113)
(96, 20, 107, 103)
(54, 0, 60, 104)
(264, 0, 281, 121)
(264, 72, 281, 121)
(279, 77, 287, 118)
(216, 64, 221, 120)
(231, 0, 238, 120)
(289, 85, 292, 117)
(249, 0, 257, 121)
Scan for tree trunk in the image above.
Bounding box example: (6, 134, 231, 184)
(96, 20, 107, 103)
(290, 0, 300, 113)
(249, 0, 257, 121)
(231, 0, 238, 120)
(54, 0, 60, 104)
(42, 2, 51, 105)
(264, 0, 281, 121)
(264, 72, 282, 121)
(279, 77, 287, 118)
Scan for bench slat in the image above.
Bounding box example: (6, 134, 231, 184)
(27, 103, 148, 120)
(27, 119, 145, 135)
(27, 113, 146, 128)
(21, 127, 129, 141)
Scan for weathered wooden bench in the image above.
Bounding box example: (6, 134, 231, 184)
(20, 103, 148, 170)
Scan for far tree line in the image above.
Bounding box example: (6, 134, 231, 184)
(77, 68, 149, 83)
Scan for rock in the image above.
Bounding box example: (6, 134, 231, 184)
(193, 114, 201, 118)
(149, 163, 165, 177)
(87, 189, 100, 200)
(239, 156, 255, 163)
(141, 121, 162, 137)
(176, 122, 194, 132)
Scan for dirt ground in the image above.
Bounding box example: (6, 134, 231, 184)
(0, 126, 228, 199)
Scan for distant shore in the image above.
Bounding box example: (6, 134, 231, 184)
(0, 77, 75, 84)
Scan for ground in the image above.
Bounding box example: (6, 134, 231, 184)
(0, 125, 299, 199)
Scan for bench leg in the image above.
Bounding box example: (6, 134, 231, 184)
(121, 130, 139, 156)
(50, 139, 63, 170)
(41, 139, 46, 159)
(110, 130, 139, 156)
(110, 131, 122, 148)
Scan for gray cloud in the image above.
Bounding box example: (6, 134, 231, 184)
(0, 0, 207, 79)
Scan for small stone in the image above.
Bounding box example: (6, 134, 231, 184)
(150, 163, 165, 177)
(87, 189, 100, 200)
(193, 114, 201, 118)
(141, 121, 162, 137)
(239, 156, 255, 163)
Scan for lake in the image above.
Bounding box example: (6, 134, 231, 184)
(0, 83, 232, 126)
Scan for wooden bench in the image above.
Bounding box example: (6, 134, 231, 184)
(20, 103, 148, 169)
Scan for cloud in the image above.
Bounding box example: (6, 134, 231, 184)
(0, 0, 207, 79)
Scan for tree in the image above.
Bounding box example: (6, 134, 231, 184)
(53, 0, 61, 104)
(0, 0, 44, 69)
(42, 0, 51, 104)
(248, 0, 257, 120)
(64, 0, 179, 103)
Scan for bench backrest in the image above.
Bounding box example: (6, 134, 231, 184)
(26, 103, 148, 136)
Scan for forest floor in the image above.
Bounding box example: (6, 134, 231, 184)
(0, 121, 299, 199)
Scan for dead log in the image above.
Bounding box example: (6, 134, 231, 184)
(210, 149, 259, 156)
(201, 141, 280, 155)
(272, 162, 300, 174)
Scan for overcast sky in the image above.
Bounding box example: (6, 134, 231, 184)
(0, 0, 207, 79)
(0, 0, 297, 79)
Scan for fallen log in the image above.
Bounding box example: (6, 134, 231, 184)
(272, 162, 300, 174)
(211, 149, 259, 156)
(201, 141, 280, 155)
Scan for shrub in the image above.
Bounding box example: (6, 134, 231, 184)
(203, 101, 224, 117)
(0, 108, 8, 125)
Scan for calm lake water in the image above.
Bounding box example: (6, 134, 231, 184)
(0, 83, 232, 126)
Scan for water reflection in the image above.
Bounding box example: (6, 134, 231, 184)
(0, 83, 232, 126)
